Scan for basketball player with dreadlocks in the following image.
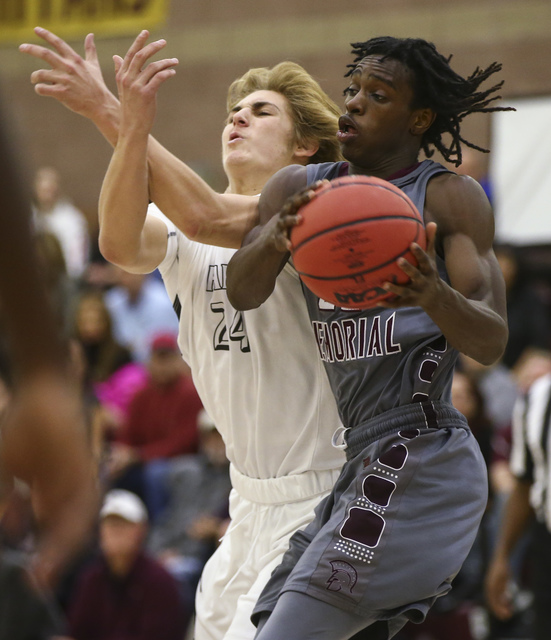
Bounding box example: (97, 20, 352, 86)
(224, 37, 513, 639)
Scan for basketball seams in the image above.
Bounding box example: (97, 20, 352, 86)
(326, 177, 422, 223)
(295, 229, 422, 282)
(292, 216, 423, 254)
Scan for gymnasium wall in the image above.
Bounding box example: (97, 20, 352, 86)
(1, 0, 550, 238)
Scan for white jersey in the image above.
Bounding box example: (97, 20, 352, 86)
(150, 205, 344, 479)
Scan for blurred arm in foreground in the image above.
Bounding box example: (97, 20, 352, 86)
(0, 88, 98, 592)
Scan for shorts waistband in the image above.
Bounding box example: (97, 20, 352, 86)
(345, 401, 468, 460)
(229, 464, 343, 505)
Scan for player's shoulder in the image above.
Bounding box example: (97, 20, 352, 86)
(257, 164, 308, 224)
(427, 171, 488, 201)
(264, 164, 308, 194)
(426, 170, 493, 234)
(305, 161, 347, 184)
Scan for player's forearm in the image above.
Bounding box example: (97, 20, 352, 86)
(146, 137, 257, 248)
(423, 282, 508, 365)
(98, 131, 152, 270)
(88, 91, 121, 148)
(227, 224, 288, 310)
(492, 479, 533, 562)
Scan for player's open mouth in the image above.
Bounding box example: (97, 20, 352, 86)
(229, 132, 244, 143)
(337, 116, 359, 142)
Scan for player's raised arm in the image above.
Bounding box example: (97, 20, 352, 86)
(226, 165, 310, 310)
(21, 28, 258, 248)
(97, 35, 176, 273)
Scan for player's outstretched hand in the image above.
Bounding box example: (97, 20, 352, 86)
(113, 30, 178, 136)
(269, 181, 325, 253)
(20, 27, 114, 120)
(379, 222, 443, 309)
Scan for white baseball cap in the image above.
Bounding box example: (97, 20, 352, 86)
(100, 490, 148, 523)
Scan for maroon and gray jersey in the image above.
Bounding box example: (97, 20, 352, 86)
(302, 160, 455, 429)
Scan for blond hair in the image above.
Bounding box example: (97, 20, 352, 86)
(227, 62, 343, 164)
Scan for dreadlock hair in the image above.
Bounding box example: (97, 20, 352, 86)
(346, 37, 515, 166)
(227, 62, 343, 164)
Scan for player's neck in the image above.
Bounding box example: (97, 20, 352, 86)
(348, 149, 421, 181)
(226, 171, 270, 196)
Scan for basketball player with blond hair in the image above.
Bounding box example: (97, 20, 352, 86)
(22, 28, 345, 640)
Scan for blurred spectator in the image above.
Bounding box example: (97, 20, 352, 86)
(495, 244, 550, 370)
(148, 409, 231, 611)
(104, 268, 179, 363)
(511, 347, 551, 395)
(108, 333, 203, 521)
(459, 354, 518, 433)
(485, 372, 551, 640)
(73, 289, 133, 385)
(34, 230, 76, 337)
(82, 242, 119, 292)
(72, 290, 147, 471)
(452, 369, 494, 469)
(63, 490, 188, 640)
(32, 166, 90, 280)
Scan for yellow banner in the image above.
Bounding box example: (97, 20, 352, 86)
(0, 0, 169, 44)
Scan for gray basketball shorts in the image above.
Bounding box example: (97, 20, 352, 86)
(253, 401, 488, 631)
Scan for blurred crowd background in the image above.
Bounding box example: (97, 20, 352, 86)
(1, 1, 551, 639)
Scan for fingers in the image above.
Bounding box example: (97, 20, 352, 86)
(396, 255, 418, 279)
(19, 26, 81, 72)
(310, 179, 329, 192)
(84, 33, 98, 63)
(30, 68, 59, 86)
(119, 29, 151, 74)
(125, 40, 171, 77)
(282, 186, 318, 218)
(34, 26, 79, 58)
(19, 41, 66, 70)
(113, 55, 123, 74)
(404, 220, 438, 276)
(31, 73, 66, 98)
(425, 221, 437, 244)
(138, 57, 179, 89)
(115, 32, 177, 90)
(115, 56, 178, 94)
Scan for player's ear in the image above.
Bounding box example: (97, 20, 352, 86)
(294, 137, 319, 161)
(409, 108, 436, 136)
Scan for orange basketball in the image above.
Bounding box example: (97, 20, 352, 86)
(290, 175, 426, 309)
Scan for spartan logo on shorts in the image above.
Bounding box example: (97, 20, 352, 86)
(326, 560, 358, 593)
